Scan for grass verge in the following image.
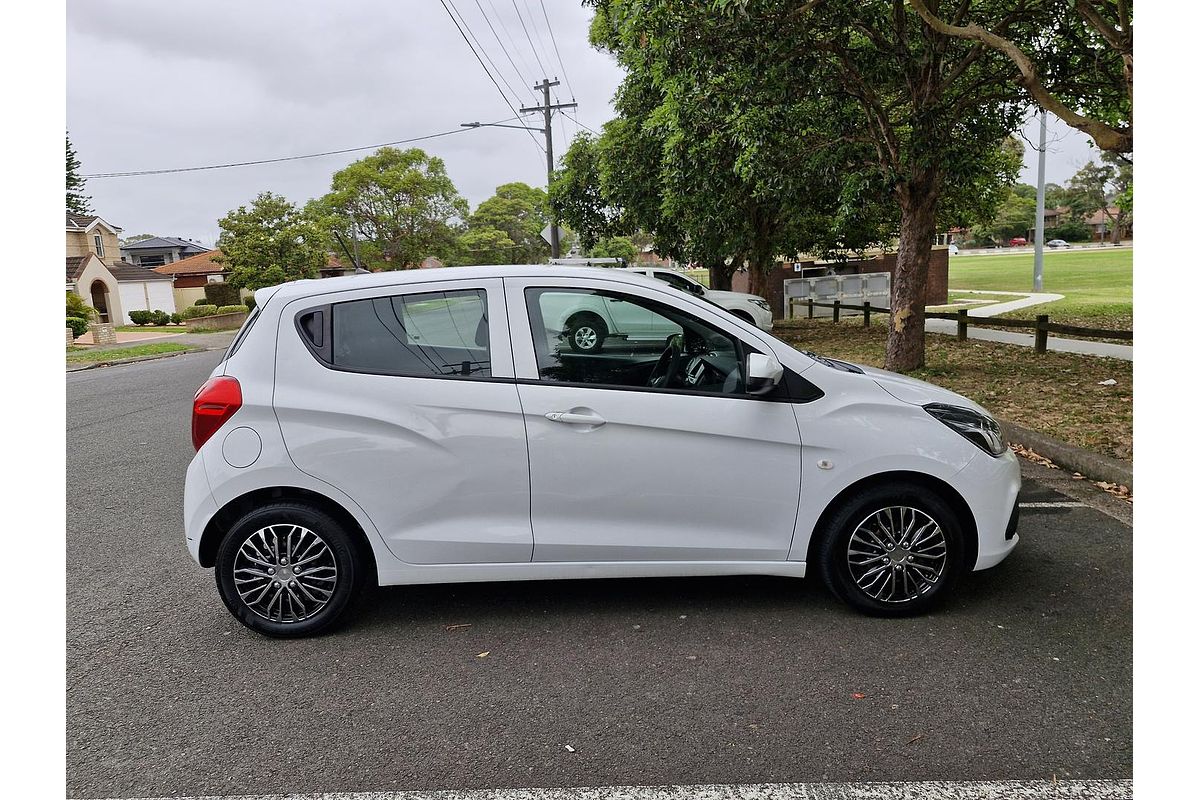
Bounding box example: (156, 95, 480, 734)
(773, 318, 1132, 461)
(67, 342, 196, 365)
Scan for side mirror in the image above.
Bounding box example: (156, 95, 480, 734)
(688, 283, 705, 296)
(746, 353, 784, 396)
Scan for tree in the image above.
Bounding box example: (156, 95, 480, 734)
(66, 132, 91, 215)
(311, 147, 468, 270)
(972, 188, 1037, 244)
(589, 236, 638, 261)
(587, 1, 1032, 369)
(120, 233, 158, 246)
(454, 227, 519, 266)
(466, 182, 551, 264)
(906, 0, 1132, 153)
(1060, 156, 1132, 243)
(215, 192, 328, 291)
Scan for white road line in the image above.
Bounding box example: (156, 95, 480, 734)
(1020, 501, 1090, 508)
(77, 779, 1134, 800)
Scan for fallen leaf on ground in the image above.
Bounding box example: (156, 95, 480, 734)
(908, 734, 925, 745)
(476, 651, 490, 658)
(565, 745, 576, 753)
(445, 623, 471, 631)
(851, 692, 866, 700)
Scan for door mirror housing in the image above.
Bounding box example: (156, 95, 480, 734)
(746, 353, 784, 396)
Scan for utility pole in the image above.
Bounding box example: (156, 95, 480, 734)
(1033, 109, 1047, 292)
(462, 78, 576, 258)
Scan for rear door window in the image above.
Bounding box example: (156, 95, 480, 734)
(325, 289, 491, 378)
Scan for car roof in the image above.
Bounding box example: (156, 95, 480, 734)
(261, 264, 665, 306)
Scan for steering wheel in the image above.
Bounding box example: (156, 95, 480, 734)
(647, 334, 685, 388)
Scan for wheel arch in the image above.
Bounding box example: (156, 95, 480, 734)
(198, 486, 378, 585)
(727, 308, 755, 324)
(804, 470, 979, 571)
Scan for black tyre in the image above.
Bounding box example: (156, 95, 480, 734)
(565, 313, 607, 354)
(215, 502, 363, 637)
(816, 483, 965, 617)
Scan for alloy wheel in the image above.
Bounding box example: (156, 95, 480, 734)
(573, 326, 598, 350)
(233, 524, 338, 623)
(846, 506, 948, 604)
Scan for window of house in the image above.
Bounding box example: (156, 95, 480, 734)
(524, 288, 745, 395)
(138, 255, 166, 267)
(93, 235, 104, 258)
(321, 289, 491, 378)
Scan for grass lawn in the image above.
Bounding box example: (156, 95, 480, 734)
(949, 248, 1132, 330)
(774, 318, 1132, 461)
(66, 342, 196, 365)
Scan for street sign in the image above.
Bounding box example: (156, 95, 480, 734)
(540, 224, 562, 245)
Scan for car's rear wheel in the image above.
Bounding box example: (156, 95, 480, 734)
(566, 313, 607, 354)
(215, 503, 362, 637)
(817, 483, 965, 616)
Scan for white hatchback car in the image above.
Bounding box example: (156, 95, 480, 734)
(186, 265, 1020, 637)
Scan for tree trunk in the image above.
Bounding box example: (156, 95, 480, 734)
(708, 261, 735, 291)
(886, 178, 940, 372)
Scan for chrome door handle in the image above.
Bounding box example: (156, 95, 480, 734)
(545, 411, 606, 426)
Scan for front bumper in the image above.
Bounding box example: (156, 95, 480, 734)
(751, 305, 774, 331)
(955, 447, 1022, 570)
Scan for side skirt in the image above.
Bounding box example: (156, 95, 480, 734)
(377, 560, 807, 587)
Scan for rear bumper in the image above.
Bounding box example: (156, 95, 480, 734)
(184, 451, 217, 565)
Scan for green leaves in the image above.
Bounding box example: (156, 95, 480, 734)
(215, 192, 328, 291)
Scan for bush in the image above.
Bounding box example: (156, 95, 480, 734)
(128, 310, 153, 326)
(180, 304, 219, 320)
(170, 313, 182, 325)
(195, 297, 212, 306)
(203, 282, 241, 307)
(151, 310, 170, 326)
(66, 316, 89, 338)
(67, 292, 97, 320)
(1046, 219, 1092, 242)
(244, 295, 257, 311)
(216, 305, 250, 315)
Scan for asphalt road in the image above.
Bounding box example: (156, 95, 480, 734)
(66, 349, 1132, 799)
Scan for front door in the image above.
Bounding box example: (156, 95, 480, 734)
(272, 278, 533, 565)
(506, 277, 802, 563)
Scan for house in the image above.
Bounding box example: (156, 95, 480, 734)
(120, 236, 211, 267)
(66, 212, 175, 324)
(154, 249, 355, 307)
(1083, 207, 1132, 242)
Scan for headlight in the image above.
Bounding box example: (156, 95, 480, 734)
(749, 298, 771, 311)
(924, 403, 1006, 456)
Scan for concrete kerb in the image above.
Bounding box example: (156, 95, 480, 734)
(1000, 419, 1132, 490)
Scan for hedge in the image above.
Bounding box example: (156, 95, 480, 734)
(244, 295, 257, 311)
(180, 305, 220, 320)
(215, 305, 249, 315)
(203, 283, 241, 307)
(66, 316, 89, 338)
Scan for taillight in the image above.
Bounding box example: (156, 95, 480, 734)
(192, 376, 242, 451)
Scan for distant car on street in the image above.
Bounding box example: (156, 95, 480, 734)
(1046, 239, 1071, 248)
(622, 266, 774, 332)
(1009, 237, 1028, 247)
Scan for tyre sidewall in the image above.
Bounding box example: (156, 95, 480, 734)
(215, 503, 360, 638)
(818, 484, 964, 617)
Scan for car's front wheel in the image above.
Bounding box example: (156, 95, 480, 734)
(215, 503, 363, 637)
(816, 484, 965, 616)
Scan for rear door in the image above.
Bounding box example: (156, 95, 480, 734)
(273, 278, 533, 565)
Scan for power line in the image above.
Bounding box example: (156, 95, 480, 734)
(536, 0, 575, 100)
(562, 112, 600, 136)
(472, 0, 532, 100)
(444, 0, 523, 107)
(484, 0, 537, 86)
(82, 117, 522, 178)
(510, 0, 548, 77)
(438, 0, 544, 155)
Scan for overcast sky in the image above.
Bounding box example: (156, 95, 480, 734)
(67, 0, 1101, 248)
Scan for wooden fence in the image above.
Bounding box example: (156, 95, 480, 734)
(786, 298, 1132, 353)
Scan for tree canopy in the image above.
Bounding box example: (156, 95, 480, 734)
(458, 182, 551, 265)
(310, 147, 468, 270)
(215, 192, 329, 291)
(66, 132, 91, 215)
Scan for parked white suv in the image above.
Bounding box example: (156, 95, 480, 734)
(623, 267, 774, 331)
(186, 265, 1020, 636)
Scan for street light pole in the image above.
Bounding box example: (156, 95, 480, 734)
(1033, 109, 1047, 292)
